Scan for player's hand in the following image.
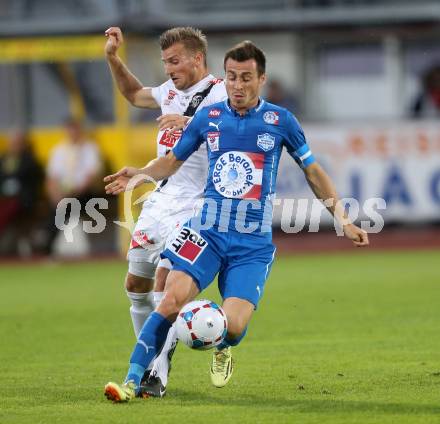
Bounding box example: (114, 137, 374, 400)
(103, 166, 140, 195)
(343, 223, 369, 247)
(157, 114, 189, 132)
(104, 27, 124, 56)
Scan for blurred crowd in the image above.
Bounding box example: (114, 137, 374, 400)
(1, 65, 438, 259)
(411, 65, 440, 119)
(0, 119, 113, 258)
(0, 76, 299, 259)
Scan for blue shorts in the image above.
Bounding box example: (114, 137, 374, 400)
(161, 223, 276, 308)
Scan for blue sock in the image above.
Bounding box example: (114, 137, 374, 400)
(217, 327, 248, 349)
(125, 312, 171, 388)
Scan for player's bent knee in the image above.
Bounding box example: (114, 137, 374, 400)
(156, 291, 182, 320)
(128, 259, 156, 279)
(125, 272, 154, 293)
(222, 297, 254, 338)
(157, 271, 200, 320)
(226, 319, 248, 339)
(127, 247, 157, 279)
(154, 266, 170, 292)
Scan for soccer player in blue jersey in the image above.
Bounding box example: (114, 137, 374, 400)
(103, 41, 369, 402)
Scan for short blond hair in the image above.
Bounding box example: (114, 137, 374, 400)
(159, 27, 208, 66)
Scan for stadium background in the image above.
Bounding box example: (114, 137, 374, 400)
(0, 1, 439, 423)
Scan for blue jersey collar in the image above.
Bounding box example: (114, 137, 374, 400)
(224, 98, 265, 116)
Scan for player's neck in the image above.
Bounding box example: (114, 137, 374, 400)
(177, 67, 209, 91)
(189, 69, 210, 88)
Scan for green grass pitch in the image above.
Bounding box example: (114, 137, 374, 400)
(0, 250, 439, 424)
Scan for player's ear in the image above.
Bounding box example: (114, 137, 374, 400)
(259, 73, 267, 87)
(194, 51, 203, 67)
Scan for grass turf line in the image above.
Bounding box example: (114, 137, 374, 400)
(0, 250, 439, 423)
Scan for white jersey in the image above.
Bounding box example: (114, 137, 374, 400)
(151, 74, 226, 205)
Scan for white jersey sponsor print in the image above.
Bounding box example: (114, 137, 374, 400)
(151, 75, 226, 204)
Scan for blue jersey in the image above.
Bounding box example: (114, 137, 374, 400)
(172, 98, 315, 235)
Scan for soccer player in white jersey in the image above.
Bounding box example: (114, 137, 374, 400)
(104, 26, 226, 397)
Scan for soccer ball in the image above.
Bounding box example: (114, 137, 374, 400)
(176, 299, 228, 350)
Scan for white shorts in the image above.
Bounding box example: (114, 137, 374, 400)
(127, 191, 200, 266)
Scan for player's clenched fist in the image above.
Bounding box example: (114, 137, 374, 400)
(104, 27, 124, 56)
(343, 223, 369, 247)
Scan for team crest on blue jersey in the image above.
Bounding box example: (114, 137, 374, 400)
(257, 133, 275, 152)
(207, 131, 220, 152)
(263, 111, 279, 125)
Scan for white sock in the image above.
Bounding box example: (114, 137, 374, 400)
(153, 291, 165, 308)
(150, 323, 177, 387)
(126, 291, 155, 338)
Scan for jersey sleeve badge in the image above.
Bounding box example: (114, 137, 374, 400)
(263, 111, 279, 125)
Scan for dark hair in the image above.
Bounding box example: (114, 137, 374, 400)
(223, 41, 266, 76)
(159, 27, 208, 66)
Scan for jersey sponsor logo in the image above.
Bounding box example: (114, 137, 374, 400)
(208, 121, 222, 131)
(263, 111, 279, 125)
(159, 129, 182, 148)
(257, 133, 275, 152)
(212, 151, 264, 199)
(208, 109, 222, 118)
(210, 78, 223, 84)
(170, 227, 207, 263)
(164, 89, 177, 105)
(130, 230, 154, 249)
(207, 132, 220, 152)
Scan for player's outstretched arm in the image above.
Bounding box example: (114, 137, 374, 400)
(104, 27, 159, 109)
(303, 162, 369, 247)
(104, 152, 183, 195)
